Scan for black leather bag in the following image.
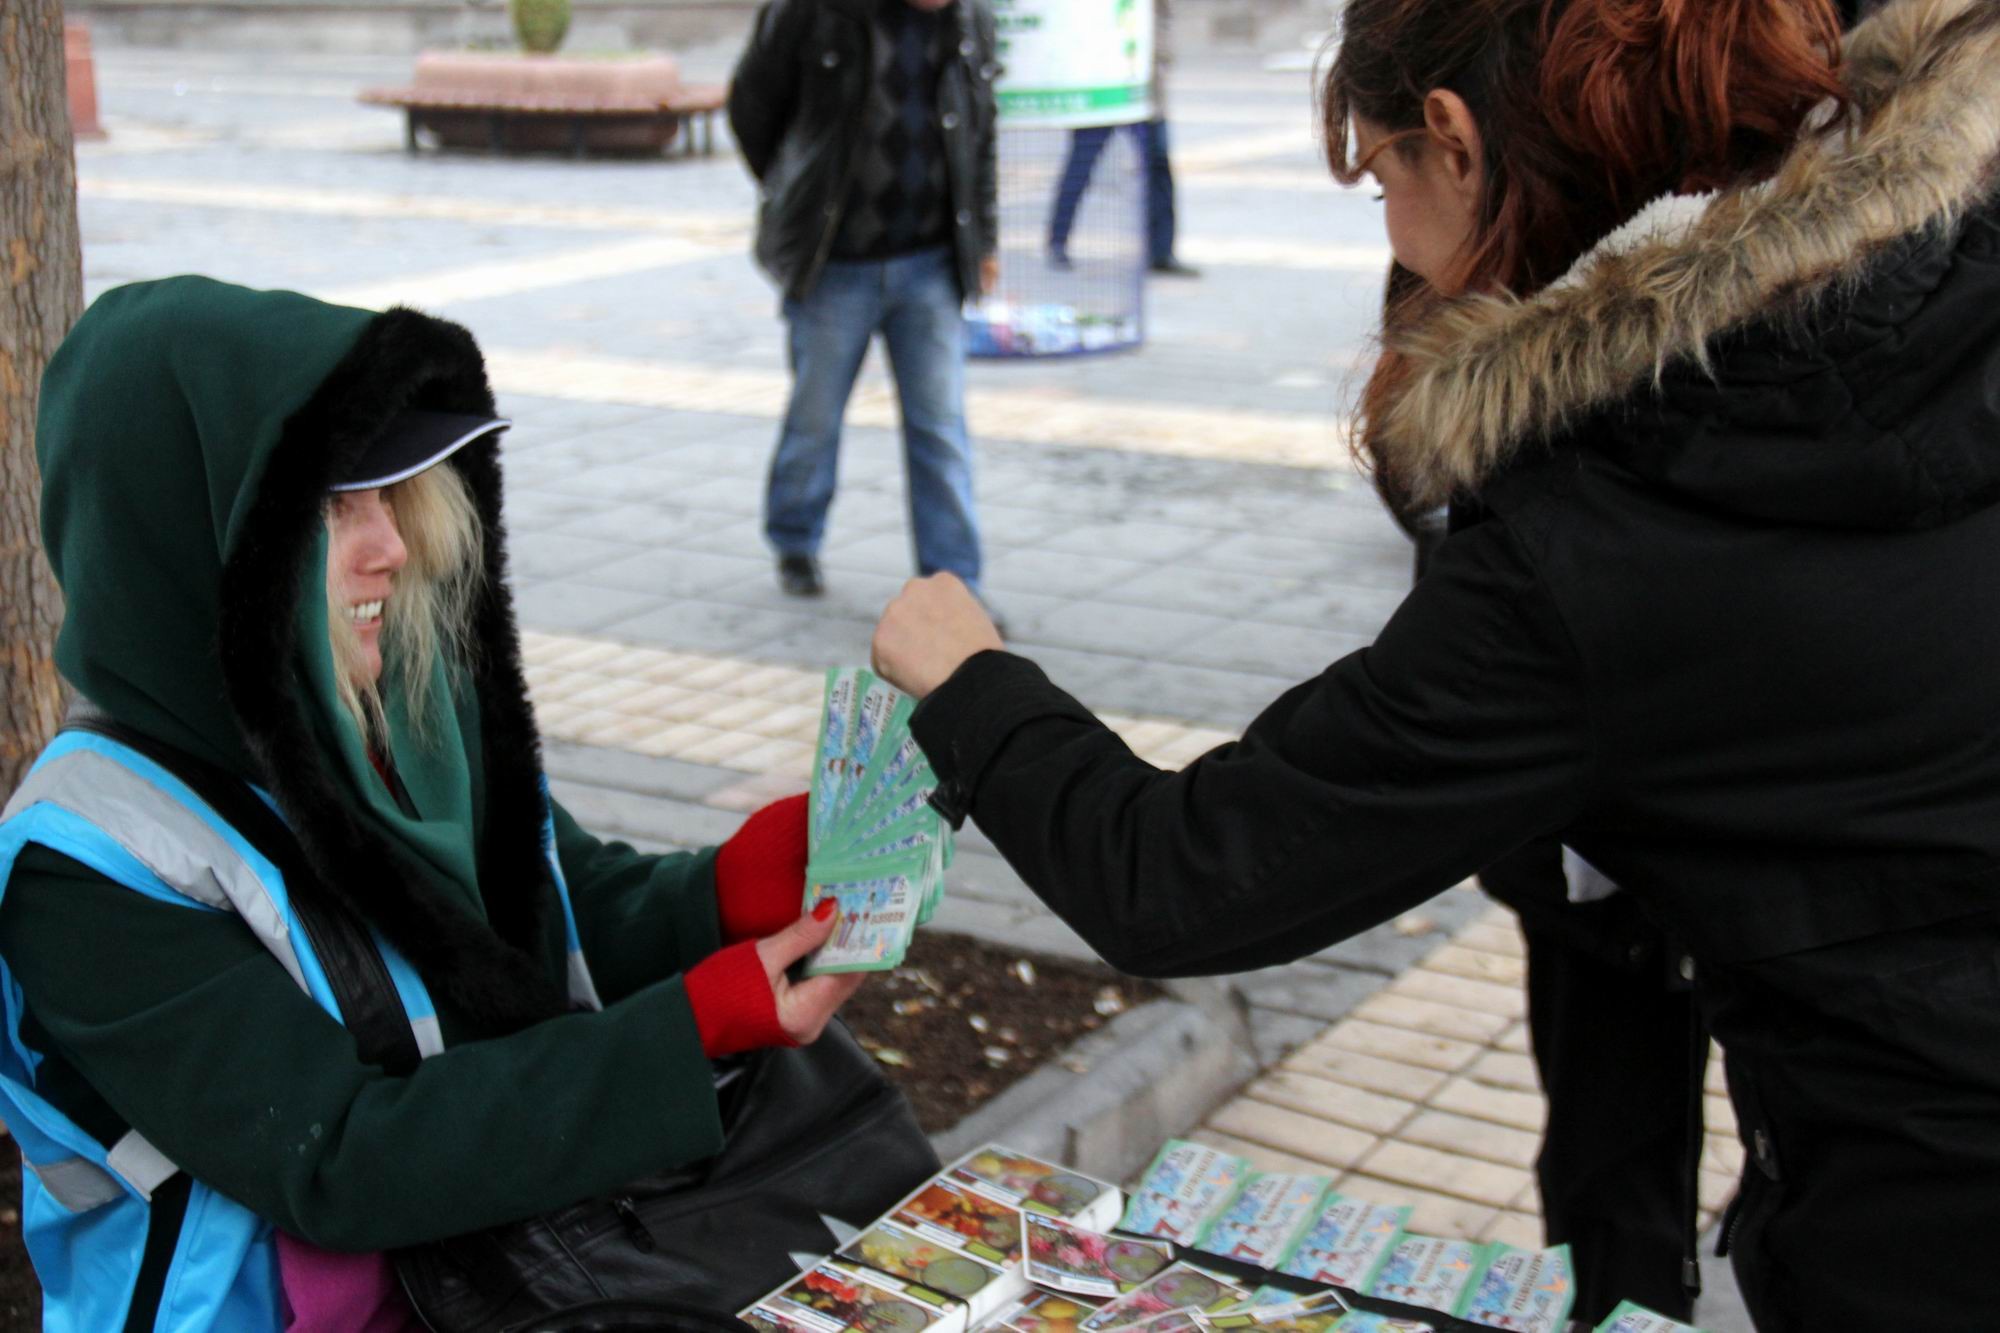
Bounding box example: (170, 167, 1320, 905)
(392, 1021, 939, 1328)
(69, 717, 939, 1331)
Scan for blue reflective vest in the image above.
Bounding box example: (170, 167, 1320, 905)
(0, 731, 600, 1331)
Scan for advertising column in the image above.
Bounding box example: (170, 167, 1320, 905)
(993, 0, 1154, 128)
(968, 0, 1155, 358)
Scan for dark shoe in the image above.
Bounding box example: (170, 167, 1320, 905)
(1149, 258, 1202, 278)
(1048, 247, 1074, 271)
(777, 554, 824, 597)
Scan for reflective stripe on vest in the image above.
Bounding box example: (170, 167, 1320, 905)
(0, 732, 599, 1330)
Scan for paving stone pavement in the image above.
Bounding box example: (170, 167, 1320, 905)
(70, 36, 1750, 1326)
(1193, 904, 1738, 1245)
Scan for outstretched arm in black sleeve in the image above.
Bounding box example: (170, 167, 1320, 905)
(906, 516, 1595, 978)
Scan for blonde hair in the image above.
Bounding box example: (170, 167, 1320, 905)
(327, 461, 485, 745)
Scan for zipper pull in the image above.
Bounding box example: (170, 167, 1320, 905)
(612, 1197, 656, 1253)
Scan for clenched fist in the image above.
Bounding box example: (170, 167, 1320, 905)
(871, 573, 1004, 699)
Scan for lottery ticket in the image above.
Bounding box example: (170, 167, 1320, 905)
(840, 1218, 1021, 1324)
(1594, 1301, 1707, 1333)
(809, 669, 860, 848)
(1119, 1140, 1255, 1246)
(1455, 1244, 1575, 1332)
(1194, 1171, 1330, 1268)
(1209, 1290, 1349, 1326)
(830, 678, 901, 829)
(994, 1290, 1106, 1333)
(1079, 1262, 1249, 1331)
(1329, 1316, 1436, 1333)
(945, 1144, 1122, 1229)
(1023, 1214, 1174, 1299)
(1368, 1235, 1487, 1314)
(760, 1259, 968, 1333)
(1275, 1194, 1409, 1291)
(799, 855, 925, 975)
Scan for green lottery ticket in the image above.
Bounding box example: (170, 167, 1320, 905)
(1275, 1194, 1409, 1291)
(1207, 1290, 1350, 1329)
(804, 668, 950, 951)
(829, 677, 902, 831)
(799, 852, 928, 975)
(1454, 1244, 1575, 1332)
(1194, 1171, 1331, 1268)
(1119, 1140, 1255, 1246)
(1367, 1235, 1486, 1314)
(1595, 1302, 1708, 1333)
(809, 668, 862, 850)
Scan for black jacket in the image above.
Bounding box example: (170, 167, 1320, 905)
(728, 0, 999, 302)
(911, 2, 2000, 1323)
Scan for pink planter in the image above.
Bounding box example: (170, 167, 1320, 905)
(362, 52, 693, 154)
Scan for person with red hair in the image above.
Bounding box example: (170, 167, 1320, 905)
(871, 0, 2000, 1325)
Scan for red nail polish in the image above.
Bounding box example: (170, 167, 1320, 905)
(812, 898, 836, 922)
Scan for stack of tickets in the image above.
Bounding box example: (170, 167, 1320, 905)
(801, 668, 953, 976)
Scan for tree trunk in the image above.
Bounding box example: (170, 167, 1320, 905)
(0, 0, 80, 799)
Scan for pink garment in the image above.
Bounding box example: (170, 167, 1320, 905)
(276, 1231, 426, 1333)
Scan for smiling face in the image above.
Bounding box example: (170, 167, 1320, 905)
(325, 487, 408, 687)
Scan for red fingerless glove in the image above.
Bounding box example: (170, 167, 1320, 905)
(714, 793, 809, 944)
(683, 940, 793, 1058)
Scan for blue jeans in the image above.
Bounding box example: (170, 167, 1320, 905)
(765, 246, 982, 589)
(1047, 118, 1177, 266)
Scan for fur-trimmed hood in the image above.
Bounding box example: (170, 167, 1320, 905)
(1376, 0, 2000, 521)
(36, 277, 565, 1032)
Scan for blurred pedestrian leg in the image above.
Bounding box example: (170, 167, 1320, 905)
(1047, 125, 1116, 264)
(1140, 118, 1179, 269)
(1047, 121, 1180, 269)
(881, 247, 982, 589)
(766, 261, 880, 570)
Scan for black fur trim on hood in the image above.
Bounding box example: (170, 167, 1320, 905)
(218, 307, 568, 1035)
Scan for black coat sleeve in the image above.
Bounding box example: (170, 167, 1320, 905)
(910, 517, 1595, 977)
(728, 0, 804, 181)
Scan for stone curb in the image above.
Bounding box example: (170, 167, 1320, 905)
(931, 994, 1258, 1187)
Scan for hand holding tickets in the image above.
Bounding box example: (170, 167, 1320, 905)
(802, 667, 955, 977)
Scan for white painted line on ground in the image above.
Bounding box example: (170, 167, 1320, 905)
(76, 176, 746, 238)
(484, 348, 1353, 470)
(98, 72, 386, 99)
(78, 175, 1382, 276)
(319, 235, 726, 310)
(75, 122, 219, 156)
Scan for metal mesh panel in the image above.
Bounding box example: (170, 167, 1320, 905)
(968, 123, 1146, 358)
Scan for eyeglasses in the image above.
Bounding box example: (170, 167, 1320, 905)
(1340, 126, 1429, 196)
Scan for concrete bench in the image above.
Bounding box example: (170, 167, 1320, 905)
(359, 53, 725, 158)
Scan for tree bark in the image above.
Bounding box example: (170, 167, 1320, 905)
(0, 0, 79, 798)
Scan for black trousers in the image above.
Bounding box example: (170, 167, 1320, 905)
(1483, 842, 1701, 1325)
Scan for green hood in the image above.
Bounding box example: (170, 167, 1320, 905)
(36, 276, 567, 1031)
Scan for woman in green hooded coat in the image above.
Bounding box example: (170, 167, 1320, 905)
(0, 277, 880, 1330)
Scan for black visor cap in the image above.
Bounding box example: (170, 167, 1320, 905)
(330, 409, 510, 492)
